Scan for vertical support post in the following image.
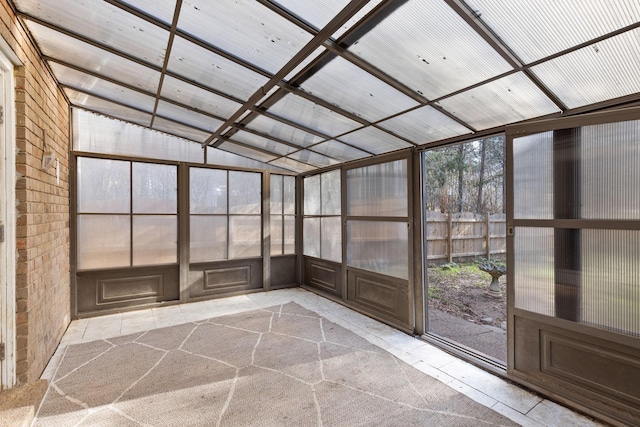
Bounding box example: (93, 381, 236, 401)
(263, 172, 271, 291)
(485, 212, 491, 259)
(447, 212, 453, 263)
(178, 163, 190, 302)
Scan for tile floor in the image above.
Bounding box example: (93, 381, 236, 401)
(42, 288, 602, 427)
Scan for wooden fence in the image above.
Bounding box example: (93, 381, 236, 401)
(425, 211, 506, 264)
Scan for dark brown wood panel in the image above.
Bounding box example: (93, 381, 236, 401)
(189, 258, 263, 299)
(304, 257, 342, 298)
(271, 255, 297, 289)
(76, 266, 179, 315)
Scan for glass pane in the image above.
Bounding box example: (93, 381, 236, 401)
(66, 89, 153, 127)
(77, 214, 130, 270)
(513, 132, 553, 219)
(207, 146, 284, 172)
(270, 215, 283, 256)
(273, 0, 350, 29)
(156, 100, 224, 132)
(161, 75, 241, 120)
(77, 157, 130, 213)
(132, 163, 177, 214)
(378, 106, 471, 144)
(132, 215, 177, 266)
(582, 230, 640, 337)
(283, 176, 296, 215)
(247, 115, 325, 147)
(190, 215, 227, 262)
(582, 120, 640, 220)
(299, 56, 419, 122)
(231, 130, 298, 156)
(311, 140, 370, 162)
(152, 116, 211, 143)
(284, 215, 296, 255)
(303, 217, 320, 257)
(287, 150, 340, 168)
(218, 142, 278, 164)
(269, 157, 316, 173)
(229, 171, 261, 214)
(303, 174, 320, 216)
(438, 73, 560, 131)
(321, 169, 341, 215)
(321, 217, 342, 263)
(347, 159, 408, 217)
(347, 221, 408, 279)
(120, 0, 177, 25)
(270, 174, 283, 215)
(190, 168, 227, 214)
(73, 109, 204, 163)
(514, 227, 555, 316)
(338, 126, 413, 155)
(229, 216, 261, 258)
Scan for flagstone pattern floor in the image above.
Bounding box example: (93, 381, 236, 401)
(39, 289, 603, 426)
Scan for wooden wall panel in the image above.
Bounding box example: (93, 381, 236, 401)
(304, 257, 342, 298)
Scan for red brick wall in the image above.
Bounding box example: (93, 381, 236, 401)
(0, 0, 70, 383)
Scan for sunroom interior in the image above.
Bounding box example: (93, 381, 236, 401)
(1, 0, 640, 425)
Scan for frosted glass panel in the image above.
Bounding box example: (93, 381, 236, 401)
(67, 89, 153, 127)
(283, 176, 296, 215)
(247, 115, 325, 147)
(190, 168, 227, 214)
(229, 216, 261, 258)
(338, 126, 413, 155)
(270, 175, 283, 215)
(161, 75, 241, 119)
(321, 169, 341, 215)
(321, 217, 342, 263)
(513, 132, 553, 219)
(378, 106, 471, 144)
(311, 140, 370, 162)
(77, 215, 130, 270)
(231, 131, 297, 156)
(152, 116, 210, 143)
(218, 142, 278, 164)
(514, 227, 555, 316)
(77, 157, 130, 213)
(347, 159, 408, 217)
(271, 216, 283, 255)
(156, 101, 224, 132)
(229, 171, 261, 214)
(132, 163, 177, 214)
(347, 221, 408, 279)
(582, 120, 640, 220)
(190, 216, 227, 262)
(303, 218, 320, 257)
(582, 230, 640, 336)
(287, 150, 340, 168)
(304, 175, 321, 216)
(132, 216, 177, 266)
(284, 216, 295, 255)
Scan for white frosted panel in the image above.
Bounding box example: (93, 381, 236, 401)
(207, 147, 285, 171)
(218, 142, 278, 164)
(229, 171, 261, 214)
(438, 73, 559, 130)
(167, 37, 268, 101)
(304, 174, 321, 216)
(274, 0, 350, 29)
(532, 29, 640, 109)
(378, 106, 471, 144)
(283, 176, 296, 215)
(311, 140, 370, 162)
(152, 116, 210, 143)
(347, 159, 408, 217)
(582, 230, 640, 336)
(271, 216, 283, 255)
(120, 0, 177, 25)
(267, 94, 361, 137)
(582, 120, 640, 220)
(77, 157, 130, 213)
(161, 75, 241, 119)
(300, 56, 419, 121)
(247, 115, 325, 147)
(231, 131, 297, 156)
(269, 157, 316, 173)
(73, 109, 203, 163)
(26, 21, 160, 93)
(464, 0, 640, 64)
(321, 217, 342, 263)
(190, 215, 227, 262)
(284, 215, 295, 254)
(332, 1, 384, 39)
(270, 175, 283, 215)
(66, 89, 152, 127)
(190, 168, 227, 214)
(338, 126, 412, 155)
(229, 216, 262, 258)
(156, 101, 224, 132)
(303, 218, 320, 257)
(321, 169, 341, 215)
(132, 163, 177, 214)
(513, 132, 553, 219)
(347, 221, 408, 279)
(77, 215, 130, 270)
(178, 0, 313, 74)
(288, 150, 340, 168)
(285, 47, 326, 81)
(132, 216, 177, 266)
(348, 0, 512, 100)
(514, 227, 555, 316)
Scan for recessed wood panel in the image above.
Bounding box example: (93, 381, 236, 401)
(99, 275, 163, 304)
(304, 257, 342, 297)
(189, 259, 263, 299)
(271, 256, 297, 289)
(205, 266, 251, 290)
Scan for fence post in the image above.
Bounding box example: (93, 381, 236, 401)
(485, 212, 491, 259)
(447, 212, 453, 263)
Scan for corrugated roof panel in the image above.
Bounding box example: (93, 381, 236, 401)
(464, 0, 640, 64)
(152, 116, 211, 143)
(218, 141, 278, 164)
(270, 157, 317, 173)
(338, 126, 413, 155)
(288, 150, 341, 168)
(156, 100, 224, 132)
(246, 115, 325, 147)
(437, 72, 560, 130)
(118, 0, 177, 25)
(230, 130, 298, 156)
(65, 89, 152, 127)
(532, 29, 640, 109)
(311, 140, 371, 162)
(160, 75, 241, 119)
(348, 0, 513, 100)
(378, 106, 472, 145)
(178, 0, 313, 74)
(272, 0, 350, 29)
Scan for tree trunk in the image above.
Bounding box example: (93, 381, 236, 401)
(476, 140, 486, 214)
(456, 144, 464, 212)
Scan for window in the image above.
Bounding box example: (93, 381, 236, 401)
(303, 169, 341, 262)
(270, 175, 296, 255)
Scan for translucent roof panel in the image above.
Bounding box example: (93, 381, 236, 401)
(311, 140, 371, 162)
(269, 157, 317, 173)
(347, 0, 512, 100)
(167, 36, 269, 101)
(532, 29, 640, 109)
(50, 62, 157, 112)
(218, 141, 278, 164)
(332, 0, 385, 40)
(288, 150, 341, 168)
(160, 75, 241, 119)
(152, 116, 210, 143)
(207, 147, 287, 172)
(285, 47, 326, 81)
(338, 126, 413, 155)
(437, 72, 560, 130)
(266, 93, 362, 137)
(273, 0, 350, 29)
(65, 89, 152, 127)
(15, 0, 169, 66)
(121, 0, 177, 26)
(378, 106, 472, 145)
(178, 0, 313, 74)
(246, 115, 325, 147)
(299, 56, 419, 122)
(156, 100, 224, 132)
(230, 130, 298, 156)
(464, 0, 640, 64)
(25, 20, 161, 93)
